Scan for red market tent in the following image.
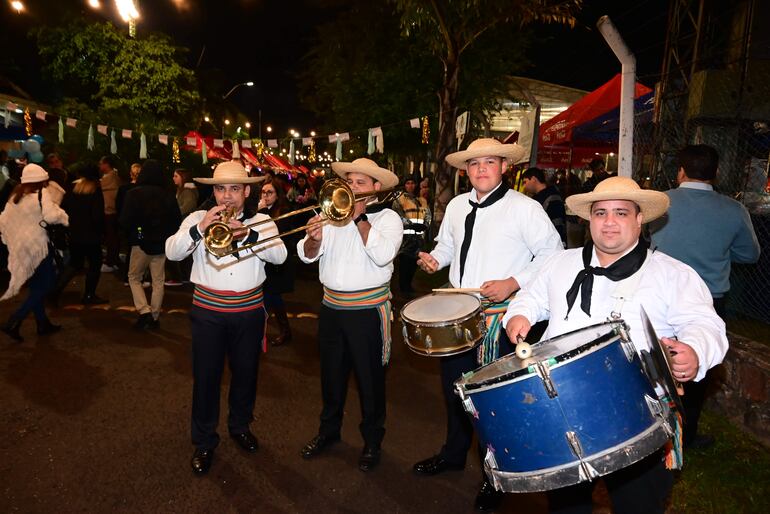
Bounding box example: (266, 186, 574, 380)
(537, 74, 652, 169)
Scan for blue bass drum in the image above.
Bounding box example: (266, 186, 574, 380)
(454, 321, 675, 493)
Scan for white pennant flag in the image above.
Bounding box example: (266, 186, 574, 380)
(6, 102, 17, 112)
(122, 129, 132, 139)
(158, 134, 169, 145)
(302, 137, 313, 146)
(339, 132, 350, 142)
(66, 118, 78, 128)
(328, 134, 338, 143)
(232, 140, 240, 159)
(267, 139, 278, 148)
(241, 139, 252, 148)
(35, 110, 47, 121)
(186, 137, 196, 146)
(410, 118, 420, 129)
(97, 124, 108, 136)
(213, 139, 224, 148)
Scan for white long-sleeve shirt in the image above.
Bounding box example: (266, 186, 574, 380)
(502, 248, 728, 382)
(165, 210, 287, 291)
(431, 185, 563, 289)
(297, 209, 403, 291)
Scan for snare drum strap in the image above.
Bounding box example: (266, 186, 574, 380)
(477, 300, 511, 365)
(608, 250, 653, 320)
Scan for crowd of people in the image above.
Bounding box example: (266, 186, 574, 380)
(0, 137, 760, 513)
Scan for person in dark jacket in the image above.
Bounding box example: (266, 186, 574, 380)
(120, 160, 182, 329)
(58, 162, 107, 305)
(522, 167, 567, 247)
(258, 179, 295, 345)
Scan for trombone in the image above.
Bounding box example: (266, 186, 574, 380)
(204, 178, 402, 259)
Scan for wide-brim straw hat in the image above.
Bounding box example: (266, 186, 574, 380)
(331, 158, 398, 189)
(194, 161, 265, 185)
(566, 176, 670, 222)
(445, 138, 526, 169)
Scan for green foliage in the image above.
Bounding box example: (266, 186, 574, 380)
(671, 410, 770, 513)
(34, 21, 200, 134)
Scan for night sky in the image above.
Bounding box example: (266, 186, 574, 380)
(1, 0, 668, 134)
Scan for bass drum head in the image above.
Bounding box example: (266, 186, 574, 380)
(401, 292, 481, 325)
(461, 321, 621, 389)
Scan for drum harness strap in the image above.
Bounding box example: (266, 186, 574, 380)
(606, 250, 684, 470)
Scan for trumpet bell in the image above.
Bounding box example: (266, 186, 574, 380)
(319, 179, 355, 222)
(205, 221, 233, 250)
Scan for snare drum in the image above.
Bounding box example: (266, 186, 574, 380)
(400, 293, 486, 357)
(454, 321, 675, 493)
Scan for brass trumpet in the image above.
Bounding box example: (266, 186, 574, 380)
(203, 178, 401, 259)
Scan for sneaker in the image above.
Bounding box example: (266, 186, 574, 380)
(134, 313, 153, 330)
(100, 264, 118, 273)
(164, 280, 183, 287)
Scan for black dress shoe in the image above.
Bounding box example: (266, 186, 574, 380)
(191, 448, 214, 476)
(474, 480, 503, 512)
(413, 454, 464, 476)
(231, 431, 259, 453)
(300, 434, 339, 459)
(37, 320, 62, 335)
(358, 445, 381, 472)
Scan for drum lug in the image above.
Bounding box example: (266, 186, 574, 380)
(464, 328, 474, 343)
(534, 361, 558, 398)
(644, 394, 675, 436)
(454, 323, 463, 340)
(616, 323, 636, 362)
(456, 386, 479, 419)
(402, 324, 409, 342)
(565, 431, 600, 482)
(425, 335, 433, 350)
(483, 446, 502, 490)
(414, 327, 422, 340)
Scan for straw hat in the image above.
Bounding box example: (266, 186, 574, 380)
(331, 158, 398, 189)
(445, 138, 526, 169)
(194, 161, 265, 185)
(566, 176, 670, 222)
(21, 163, 49, 184)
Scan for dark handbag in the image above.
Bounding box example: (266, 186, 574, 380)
(38, 189, 70, 251)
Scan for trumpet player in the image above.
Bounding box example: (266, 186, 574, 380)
(165, 161, 286, 476)
(297, 158, 402, 472)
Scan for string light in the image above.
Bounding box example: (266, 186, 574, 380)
(24, 107, 32, 136)
(172, 137, 180, 163)
(421, 116, 430, 144)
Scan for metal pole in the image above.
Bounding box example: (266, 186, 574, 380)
(597, 16, 636, 178)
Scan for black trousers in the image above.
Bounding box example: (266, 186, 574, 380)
(546, 450, 673, 514)
(190, 305, 265, 450)
(681, 295, 725, 445)
(68, 242, 102, 296)
(317, 305, 387, 448)
(438, 330, 515, 466)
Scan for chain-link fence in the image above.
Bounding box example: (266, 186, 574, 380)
(633, 62, 770, 338)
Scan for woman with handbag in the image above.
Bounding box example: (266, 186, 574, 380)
(0, 164, 69, 342)
(57, 162, 108, 305)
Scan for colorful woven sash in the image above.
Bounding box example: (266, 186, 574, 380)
(193, 285, 265, 313)
(322, 285, 393, 365)
(477, 298, 512, 365)
(664, 400, 684, 470)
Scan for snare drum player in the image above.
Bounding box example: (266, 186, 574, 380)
(504, 177, 728, 513)
(165, 161, 287, 476)
(297, 158, 402, 472)
(414, 138, 563, 510)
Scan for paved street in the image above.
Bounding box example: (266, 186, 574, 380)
(0, 261, 550, 513)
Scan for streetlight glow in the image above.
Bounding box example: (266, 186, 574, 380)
(266, 126, 272, 133)
(246, 82, 254, 87)
(115, 0, 140, 22)
(88, 0, 101, 8)
(225, 119, 231, 125)
(245, 122, 251, 129)
(204, 116, 210, 122)
(310, 131, 316, 137)
(11, 1, 24, 13)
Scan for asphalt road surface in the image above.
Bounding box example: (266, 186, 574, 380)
(0, 261, 569, 513)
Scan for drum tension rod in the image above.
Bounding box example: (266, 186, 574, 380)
(533, 361, 558, 398)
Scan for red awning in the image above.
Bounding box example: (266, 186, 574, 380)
(539, 74, 652, 148)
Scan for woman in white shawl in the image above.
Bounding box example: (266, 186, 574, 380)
(0, 164, 69, 342)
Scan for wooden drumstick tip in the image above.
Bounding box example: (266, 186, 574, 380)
(515, 342, 532, 359)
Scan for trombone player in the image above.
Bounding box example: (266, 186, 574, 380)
(165, 161, 287, 476)
(297, 158, 403, 472)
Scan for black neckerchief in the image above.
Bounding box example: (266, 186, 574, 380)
(565, 239, 649, 318)
(459, 183, 508, 282)
(365, 202, 389, 215)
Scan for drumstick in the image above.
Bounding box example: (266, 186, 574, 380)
(432, 288, 482, 293)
